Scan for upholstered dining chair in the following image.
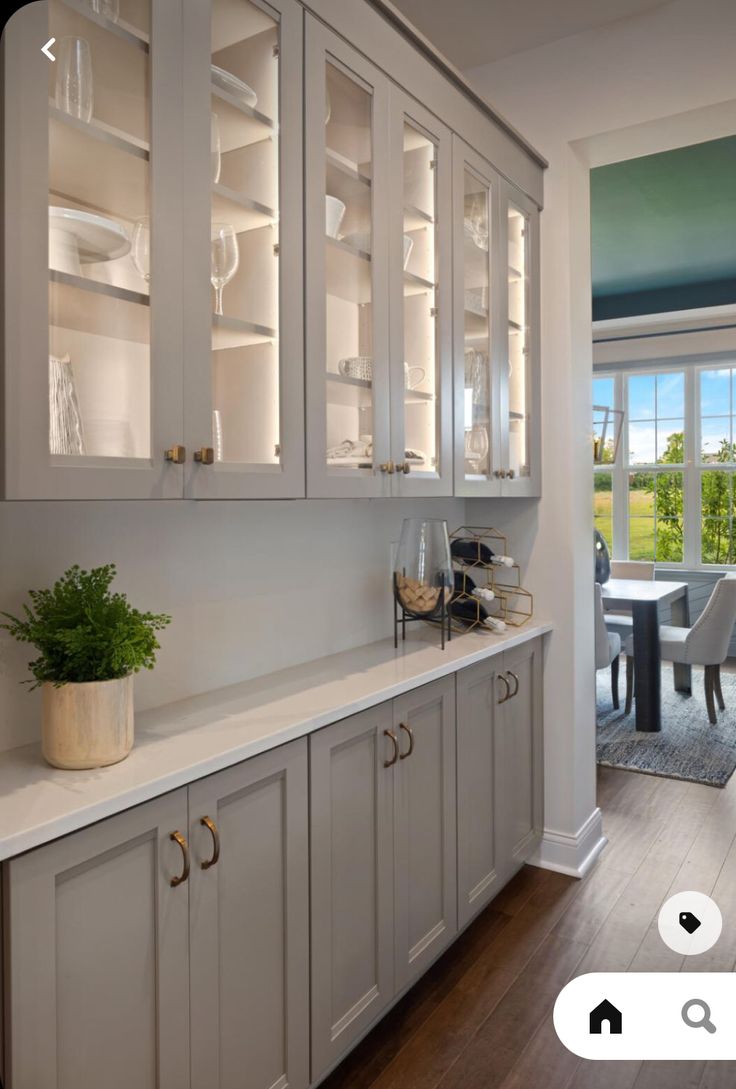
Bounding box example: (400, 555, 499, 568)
(595, 582, 621, 710)
(604, 561, 655, 640)
(624, 574, 736, 725)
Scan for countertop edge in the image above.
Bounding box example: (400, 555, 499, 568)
(0, 621, 553, 862)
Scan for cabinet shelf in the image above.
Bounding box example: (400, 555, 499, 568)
(404, 271, 435, 297)
(49, 104, 149, 161)
(49, 271, 149, 343)
(404, 204, 434, 231)
(50, 113, 148, 222)
(325, 236, 371, 304)
(325, 147, 371, 186)
(212, 313, 277, 350)
(326, 149, 371, 207)
(211, 85, 276, 152)
(325, 371, 433, 407)
(212, 183, 277, 233)
(508, 265, 523, 283)
(58, 0, 149, 51)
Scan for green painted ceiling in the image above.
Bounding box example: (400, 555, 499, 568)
(591, 136, 736, 321)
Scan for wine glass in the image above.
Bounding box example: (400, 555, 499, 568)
(465, 425, 489, 473)
(130, 217, 151, 283)
(211, 224, 239, 316)
(211, 112, 221, 185)
(88, 0, 119, 21)
(55, 37, 93, 123)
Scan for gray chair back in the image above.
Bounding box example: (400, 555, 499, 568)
(686, 574, 736, 665)
(594, 583, 611, 670)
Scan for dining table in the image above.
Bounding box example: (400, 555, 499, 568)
(600, 578, 691, 733)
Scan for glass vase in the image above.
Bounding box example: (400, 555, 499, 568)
(394, 518, 453, 619)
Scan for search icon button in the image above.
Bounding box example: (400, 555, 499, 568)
(682, 999, 717, 1034)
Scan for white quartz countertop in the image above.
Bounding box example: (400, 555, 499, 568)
(0, 620, 552, 862)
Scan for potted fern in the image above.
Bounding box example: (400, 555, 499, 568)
(1, 564, 171, 769)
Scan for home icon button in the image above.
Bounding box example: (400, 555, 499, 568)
(589, 999, 623, 1035)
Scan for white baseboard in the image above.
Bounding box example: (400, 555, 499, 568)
(529, 807, 607, 878)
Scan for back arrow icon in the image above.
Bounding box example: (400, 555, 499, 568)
(42, 37, 56, 61)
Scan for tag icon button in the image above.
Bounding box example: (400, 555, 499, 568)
(679, 911, 702, 935)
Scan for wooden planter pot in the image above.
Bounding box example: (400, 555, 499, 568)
(42, 675, 134, 770)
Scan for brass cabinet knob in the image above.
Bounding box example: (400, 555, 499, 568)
(499, 469, 508, 479)
(169, 830, 190, 887)
(164, 445, 186, 464)
(507, 469, 515, 479)
(380, 461, 395, 474)
(396, 461, 411, 475)
(194, 447, 215, 465)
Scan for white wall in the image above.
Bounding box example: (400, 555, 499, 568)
(0, 497, 464, 752)
(466, 0, 736, 874)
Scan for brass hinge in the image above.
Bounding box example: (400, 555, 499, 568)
(273, 243, 280, 256)
(429, 159, 437, 170)
(272, 44, 280, 58)
(430, 306, 438, 317)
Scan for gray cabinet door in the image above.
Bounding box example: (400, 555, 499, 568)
(309, 703, 395, 1078)
(456, 656, 504, 928)
(495, 638, 544, 875)
(393, 675, 457, 988)
(188, 739, 309, 1089)
(4, 789, 191, 1089)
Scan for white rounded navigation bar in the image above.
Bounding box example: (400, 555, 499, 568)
(554, 973, 736, 1059)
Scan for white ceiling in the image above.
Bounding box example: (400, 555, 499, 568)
(389, 0, 674, 70)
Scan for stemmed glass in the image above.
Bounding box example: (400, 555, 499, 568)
(130, 217, 151, 283)
(211, 112, 221, 185)
(211, 224, 239, 316)
(55, 37, 93, 123)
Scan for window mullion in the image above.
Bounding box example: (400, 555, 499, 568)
(614, 372, 628, 559)
(684, 366, 699, 568)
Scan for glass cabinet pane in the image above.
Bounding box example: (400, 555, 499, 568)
(507, 201, 530, 479)
(323, 61, 375, 472)
(461, 167, 491, 481)
(47, 0, 151, 460)
(402, 123, 438, 475)
(210, 0, 280, 467)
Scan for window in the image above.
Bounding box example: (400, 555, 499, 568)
(594, 360, 736, 568)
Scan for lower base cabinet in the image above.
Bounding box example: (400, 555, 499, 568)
(1, 647, 544, 1089)
(457, 637, 543, 929)
(309, 676, 457, 1081)
(3, 739, 310, 1089)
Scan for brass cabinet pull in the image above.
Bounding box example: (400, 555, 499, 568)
(399, 721, 414, 759)
(170, 831, 190, 887)
(497, 673, 511, 704)
(194, 447, 215, 465)
(380, 461, 395, 474)
(164, 445, 186, 464)
(200, 815, 221, 870)
(506, 670, 520, 699)
(384, 729, 399, 767)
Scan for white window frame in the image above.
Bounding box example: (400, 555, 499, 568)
(594, 358, 736, 571)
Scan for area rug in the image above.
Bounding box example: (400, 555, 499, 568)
(596, 662, 736, 787)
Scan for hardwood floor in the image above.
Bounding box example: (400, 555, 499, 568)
(323, 766, 736, 1089)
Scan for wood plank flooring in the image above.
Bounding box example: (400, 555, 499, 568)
(323, 766, 736, 1089)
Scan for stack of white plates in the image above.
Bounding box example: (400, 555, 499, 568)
(211, 64, 258, 108)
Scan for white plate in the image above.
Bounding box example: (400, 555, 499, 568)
(49, 207, 130, 263)
(211, 65, 258, 108)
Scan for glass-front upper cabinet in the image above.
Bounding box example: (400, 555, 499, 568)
(305, 17, 391, 498)
(501, 180, 539, 496)
(452, 139, 499, 495)
(183, 0, 303, 498)
(3, 0, 183, 498)
(388, 88, 452, 497)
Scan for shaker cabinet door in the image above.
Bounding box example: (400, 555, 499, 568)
(188, 739, 310, 1089)
(309, 704, 395, 1078)
(393, 675, 457, 988)
(456, 656, 503, 928)
(495, 638, 544, 875)
(4, 789, 191, 1089)
(2, 0, 185, 499)
(182, 0, 305, 498)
